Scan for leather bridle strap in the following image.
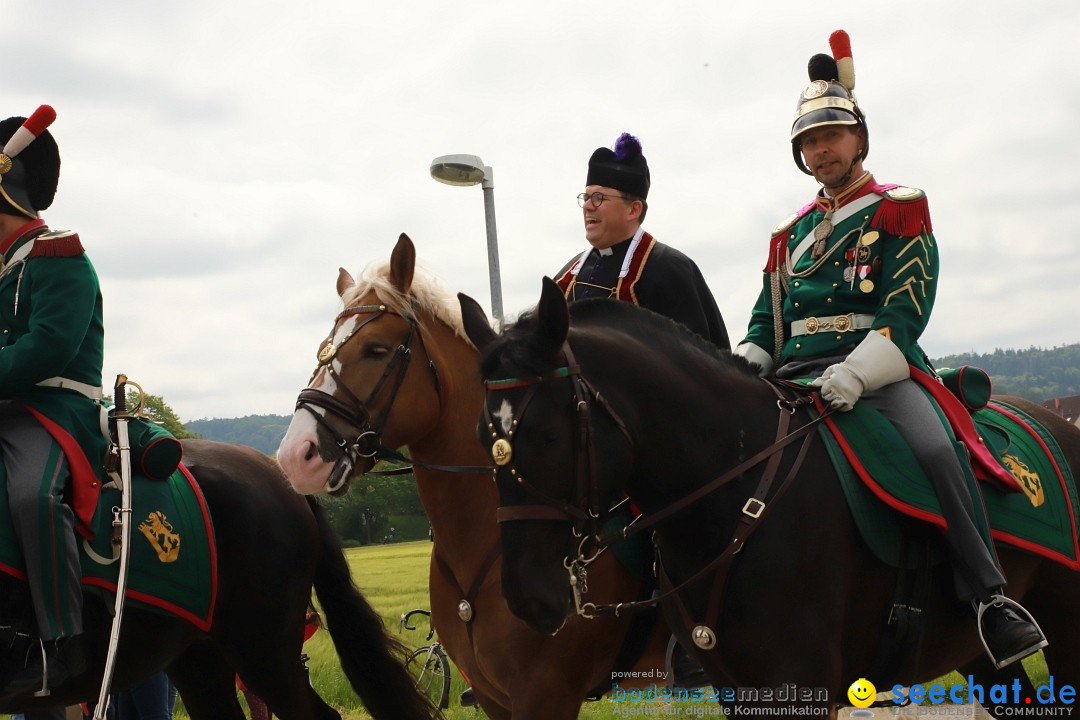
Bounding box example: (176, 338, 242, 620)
(601, 382, 823, 548)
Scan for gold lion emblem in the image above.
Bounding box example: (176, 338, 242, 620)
(138, 511, 181, 563)
(1003, 455, 1044, 508)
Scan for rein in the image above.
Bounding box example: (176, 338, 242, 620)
(484, 346, 832, 627)
(295, 303, 491, 493)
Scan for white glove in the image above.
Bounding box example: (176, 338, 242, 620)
(809, 331, 909, 411)
(733, 342, 773, 377)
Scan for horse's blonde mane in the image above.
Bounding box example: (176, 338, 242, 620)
(341, 260, 474, 345)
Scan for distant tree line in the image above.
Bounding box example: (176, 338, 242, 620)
(932, 343, 1080, 403)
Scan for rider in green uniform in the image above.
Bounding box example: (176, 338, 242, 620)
(733, 31, 1045, 669)
(1, 106, 103, 695)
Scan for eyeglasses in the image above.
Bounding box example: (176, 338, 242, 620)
(577, 191, 628, 208)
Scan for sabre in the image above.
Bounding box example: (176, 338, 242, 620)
(94, 374, 135, 719)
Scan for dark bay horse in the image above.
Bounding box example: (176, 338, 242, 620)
(458, 277, 1080, 711)
(0, 439, 436, 720)
(276, 234, 670, 719)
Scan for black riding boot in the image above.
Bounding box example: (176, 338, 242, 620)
(0, 634, 85, 697)
(977, 594, 1047, 669)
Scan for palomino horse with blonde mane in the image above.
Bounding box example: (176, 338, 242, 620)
(277, 234, 669, 719)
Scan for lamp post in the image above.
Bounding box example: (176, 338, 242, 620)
(429, 154, 503, 323)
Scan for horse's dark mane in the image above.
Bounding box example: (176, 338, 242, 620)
(480, 298, 757, 379)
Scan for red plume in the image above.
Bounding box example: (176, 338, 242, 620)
(2, 105, 57, 159)
(829, 30, 855, 92)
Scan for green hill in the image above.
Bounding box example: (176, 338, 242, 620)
(185, 414, 291, 455)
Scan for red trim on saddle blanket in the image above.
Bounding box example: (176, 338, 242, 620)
(22, 405, 102, 538)
(81, 462, 219, 632)
(816, 396, 1080, 570)
(907, 368, 1020, 492)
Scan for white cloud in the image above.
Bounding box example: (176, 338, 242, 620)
(8, 0, 1079, 419)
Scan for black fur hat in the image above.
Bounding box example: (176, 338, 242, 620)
(0, 106, 60, 218)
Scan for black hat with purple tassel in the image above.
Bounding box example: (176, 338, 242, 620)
(586, 132, 650, 199)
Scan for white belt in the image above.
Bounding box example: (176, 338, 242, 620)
(36, 376, 104, 400)
(791, 313, 874, 337)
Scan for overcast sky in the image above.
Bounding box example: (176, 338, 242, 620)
(6, 1, 1079, 421)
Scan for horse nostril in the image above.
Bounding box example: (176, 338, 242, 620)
(303, 442, 317, 463)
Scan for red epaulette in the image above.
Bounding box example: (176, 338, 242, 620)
(764, 201, 816, 272)
(868, 184, 933, 238)
(26, 230, 84, 258)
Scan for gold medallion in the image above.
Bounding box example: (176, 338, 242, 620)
(492, 438, 513, 466)
(859, 279, 875, 293)
(318, 344, 336, 363)
(861, 230, 879, 246)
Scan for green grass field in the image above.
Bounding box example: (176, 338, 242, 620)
(2, 540, 1052, 719)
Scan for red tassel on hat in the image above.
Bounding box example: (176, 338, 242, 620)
(2, 105, 56, 158)
(829, 30, 855, 92)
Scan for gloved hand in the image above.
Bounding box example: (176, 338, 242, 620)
(810, 364, 864, 411)
(808, 330, 910, 412)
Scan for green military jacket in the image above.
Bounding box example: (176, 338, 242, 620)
(742, 176, 937, 369)
(0, 218, 107, 528)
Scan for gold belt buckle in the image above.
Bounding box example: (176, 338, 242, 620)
(804, 317, 820, 334)
(833, 314, 852, 332)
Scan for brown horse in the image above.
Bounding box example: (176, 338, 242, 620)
(459, 277, 1080, 714)
(277, 234, 669, 719)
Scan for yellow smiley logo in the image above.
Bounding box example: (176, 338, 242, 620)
(847, 678, 876, 708)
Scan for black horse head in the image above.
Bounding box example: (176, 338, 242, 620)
(461, 278, 759, 634)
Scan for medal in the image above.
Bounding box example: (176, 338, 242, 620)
(861, 230, 879, 246)
(860, 279, 875, 293)
(811, 206, 835, 259)
(843, 267, 855, 283)
(856, 245, 871, 264)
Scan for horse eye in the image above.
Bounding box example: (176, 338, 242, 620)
(362, 345, 391, 359)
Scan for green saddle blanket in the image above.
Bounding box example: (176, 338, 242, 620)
(0, 464, 217, 631)
(818, 397, 1080, 570)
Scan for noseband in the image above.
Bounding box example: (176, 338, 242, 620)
(296, 303, 430, 493)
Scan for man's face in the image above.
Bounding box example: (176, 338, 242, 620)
(582, 184, 639, 249)
(798, 125, 864, 191)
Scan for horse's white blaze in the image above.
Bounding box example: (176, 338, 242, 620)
(495, 398, 515, 436)
(276, 314, 362, 494)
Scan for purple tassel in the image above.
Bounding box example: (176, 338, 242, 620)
(613, 133, 642, 162)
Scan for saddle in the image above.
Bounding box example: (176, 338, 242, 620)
(815, 368, 1080, 570)
(0, 463, 218, 631)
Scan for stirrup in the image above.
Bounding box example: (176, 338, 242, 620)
(976, 594, 1048, 670)
(31, 640, 51, 698)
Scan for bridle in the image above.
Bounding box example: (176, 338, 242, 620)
(483, 340, 829, 627)
(295, 301, 492, 493)
(483, 343, 631, 540)
(295, 303, 432, 493)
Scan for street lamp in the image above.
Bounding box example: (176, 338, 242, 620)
(430, 154, 503, 323)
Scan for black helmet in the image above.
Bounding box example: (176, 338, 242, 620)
(790, 31, 868, 175)
(0, 105, 60, 218)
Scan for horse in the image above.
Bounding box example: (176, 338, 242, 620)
(0, 439, 437, 720)
(457, 276, 1080, 713)
(276, 234, 670, 720)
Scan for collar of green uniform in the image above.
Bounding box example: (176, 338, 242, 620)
(0, 217, 47, 261)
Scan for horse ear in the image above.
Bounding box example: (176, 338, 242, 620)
(389, 233, 416, 295)
(536, 277, 570, 357)
(336, 268, 356, 298)
(458, 292, 498, 352)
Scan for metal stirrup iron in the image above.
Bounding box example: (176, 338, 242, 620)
(975, 594, 1048, 670)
